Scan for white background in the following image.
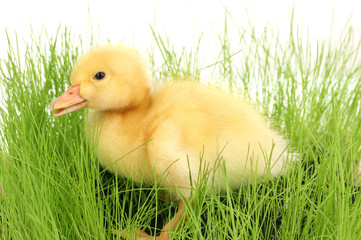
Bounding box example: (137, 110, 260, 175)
(1, 0, 361, 57)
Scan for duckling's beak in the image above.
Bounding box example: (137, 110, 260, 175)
(49, 85, 87, 117)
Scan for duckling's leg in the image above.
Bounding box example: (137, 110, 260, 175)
(156, 200, 186, 240)
(118, 200, 186, 240)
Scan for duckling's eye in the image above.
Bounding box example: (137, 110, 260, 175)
(94, 72, 106, 80)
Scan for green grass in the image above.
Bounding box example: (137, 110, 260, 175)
(1, 16, 361, 239)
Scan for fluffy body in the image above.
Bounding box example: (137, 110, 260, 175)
(66, 45, 292, 199)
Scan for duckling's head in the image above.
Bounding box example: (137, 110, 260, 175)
(49, 44, 152, 116)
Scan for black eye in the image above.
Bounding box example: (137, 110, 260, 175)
(94, 72, 105, 80)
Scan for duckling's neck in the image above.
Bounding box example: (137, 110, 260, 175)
(112, 94, 153, 115)
(88, 93, 153, 132)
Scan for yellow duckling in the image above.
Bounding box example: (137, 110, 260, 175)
(49, 44, 293, 239)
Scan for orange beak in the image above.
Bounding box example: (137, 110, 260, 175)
(48, 85, 87, 117)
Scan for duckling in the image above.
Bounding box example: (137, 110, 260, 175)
(49, 44, 294, 239)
